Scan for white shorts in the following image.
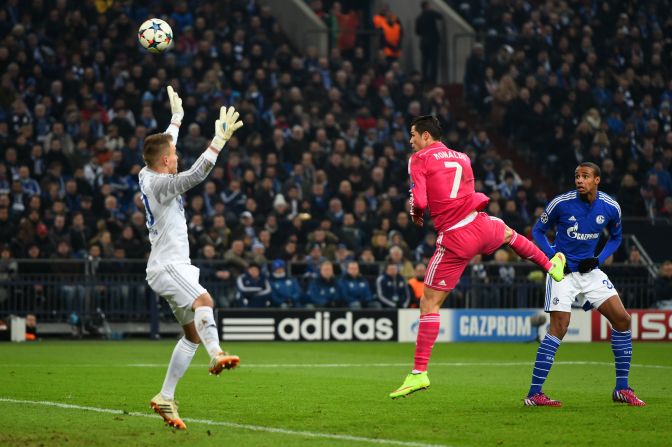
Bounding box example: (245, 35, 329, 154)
(147, 264, 207, 325)
(544, 269, 618, 313)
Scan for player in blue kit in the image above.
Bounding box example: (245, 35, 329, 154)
(523, 162, 645, 407)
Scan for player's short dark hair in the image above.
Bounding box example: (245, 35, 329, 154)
(410, 115, 442, 140)
(577, 162, 601, 177)
(143, 133, 173, 167)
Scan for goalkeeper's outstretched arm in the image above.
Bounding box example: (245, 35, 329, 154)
(148, 104, 244, 203)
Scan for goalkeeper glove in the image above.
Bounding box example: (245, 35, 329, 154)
(211, 106, 244, 151)
(577, 257, 599, 273)
(167, 86, 184, 124)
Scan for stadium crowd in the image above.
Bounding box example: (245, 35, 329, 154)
(0, 0, 663, 310)
(460, 0, 672, 220)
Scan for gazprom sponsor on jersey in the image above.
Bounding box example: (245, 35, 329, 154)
(566, 222, 599, 240)
(452, 310, 539, 342)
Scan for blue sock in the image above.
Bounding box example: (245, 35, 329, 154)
(611, 328, 632, 390)
(528, 334, 561, 397)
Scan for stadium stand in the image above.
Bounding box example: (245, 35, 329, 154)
(0, 0, 668, 328)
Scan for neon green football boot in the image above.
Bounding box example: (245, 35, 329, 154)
(389, 372, 430, 399)
(548, 252, 566, 282)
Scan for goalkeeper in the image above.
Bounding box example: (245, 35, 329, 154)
(139, 87, 244, 429)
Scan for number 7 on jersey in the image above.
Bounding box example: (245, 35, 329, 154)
(444, 161, 463, 198)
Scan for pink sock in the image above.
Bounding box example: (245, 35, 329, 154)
(413, 313, 441, 373)
(508, 231, 553, 271)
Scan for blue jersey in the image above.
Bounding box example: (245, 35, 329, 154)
(532, 191, 622, 272)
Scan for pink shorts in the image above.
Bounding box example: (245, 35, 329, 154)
(424, 212, 506, 291)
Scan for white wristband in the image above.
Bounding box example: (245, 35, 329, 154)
(171, 112, 184, 125)
(211, 135, 227, 151)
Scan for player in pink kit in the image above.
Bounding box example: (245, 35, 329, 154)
(390, 115, 567, 398)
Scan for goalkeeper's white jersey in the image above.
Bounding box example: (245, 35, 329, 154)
(138, 125, 218, 275)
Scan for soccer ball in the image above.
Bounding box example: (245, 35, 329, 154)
(138, 19, 173, 53)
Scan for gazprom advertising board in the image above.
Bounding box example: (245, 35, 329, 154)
(451, 309, 541, 342)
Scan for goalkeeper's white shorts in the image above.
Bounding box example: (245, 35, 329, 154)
(544, 268, 618, 313)
(147, 263, 207, 325)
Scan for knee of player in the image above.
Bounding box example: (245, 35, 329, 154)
(185, 333, 201, 344)
(193, 293, 215, 308)
(617, 312, 632, 330)
(550, 316, 570, 338)
(553, 326, 569, 339)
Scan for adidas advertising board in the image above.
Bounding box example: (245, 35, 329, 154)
(218, 310, 397, 342)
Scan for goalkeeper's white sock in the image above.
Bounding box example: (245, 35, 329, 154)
(194, 306, 223, 359)
(160, 336, 198, 400)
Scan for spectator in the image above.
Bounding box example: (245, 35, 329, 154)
(197, 244, 232, 308)
(388, 245, 414, 280)
(337, 260, 380, 309)
(223, 239, 249, 276)
(48, 214, 70, 247)
(305, 261, 340, 308)
(492, 249, 523, 307)
(467, 254, 489, 308)
(617, 174, 646, 217)
(654, 261, 672, 309)
(327, 2, 359, 56)
(269, 259, 302, 308)
(373, 5, 403, 62)
(249, 241, 268, 268)
(0, 207, 15, 246)
(116, 225, 145, 260)
(304, 243, 327, 278)
(414, 231, 436, 264)
(415, 1, 443, 83)
(660, 197, 672, 219)
(182, 123, 208, 164)
(235, 263, 272, 308)
(408, 262, 426, 307)
(333, 243, 353, 273)
(376, 262, 411, 308)
(50, 240, 84, 313)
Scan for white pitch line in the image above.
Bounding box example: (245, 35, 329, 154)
(0, 361, 670, 369)
(110, 361, 672, 369)
(0, 397, 448, 447)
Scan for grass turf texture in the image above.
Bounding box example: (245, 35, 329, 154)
(1, 341, 670, 447)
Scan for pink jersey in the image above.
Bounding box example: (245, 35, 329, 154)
(409, 141, 489, 233)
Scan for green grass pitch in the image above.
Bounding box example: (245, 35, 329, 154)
(1, 340, 670, 446)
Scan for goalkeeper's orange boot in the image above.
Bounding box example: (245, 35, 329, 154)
(209, 351, 240, 375)
(150, 393, 187, 429)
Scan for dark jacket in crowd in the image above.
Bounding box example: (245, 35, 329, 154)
(306, 276, 340, 307)
(375, 272, 411, 308)
(270, 274, 302, 307)
(236, 273, 272, 307)
(336, 273, 373, 306)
